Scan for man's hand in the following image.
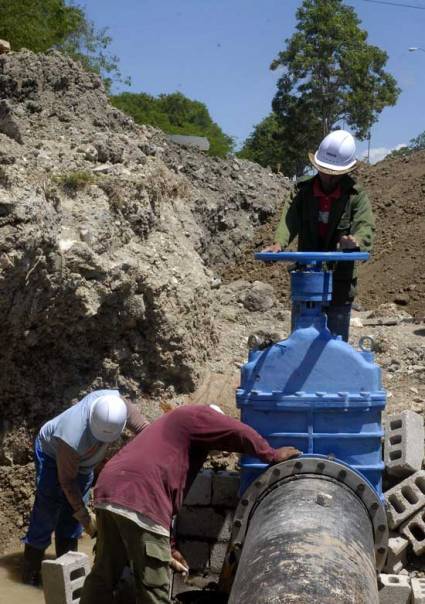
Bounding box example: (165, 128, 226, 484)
(170, 549, 189, 575)
(339, 235, 358, 250)
(274, 446, 302, 463)
(73, 507, 97, 538)
(261, 242, 282, 253)
(85, 511, 97, 538)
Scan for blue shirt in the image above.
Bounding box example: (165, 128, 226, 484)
(38, 390, 119, 474)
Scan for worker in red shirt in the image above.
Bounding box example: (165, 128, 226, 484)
(80, 404, 300, 604)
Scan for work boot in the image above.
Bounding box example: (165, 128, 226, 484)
(55, 536, 78, 558)
(22, 543, 44, 586)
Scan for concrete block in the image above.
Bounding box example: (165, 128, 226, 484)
(412, 577, 425, 604)
(383, 536, 409, 574)
(177, 507, 234, 541)
(178, 540, 210, 571)
(211, 471, 240, 508)
(184, 470, 213, 506)
(209, 541, 228, 574)
(385, 411, 424, 478)
(379, 573, 411, 604)
(42, 551, 90, 604)
(385, 470, 425, 529)
(401, 506, 425, 555)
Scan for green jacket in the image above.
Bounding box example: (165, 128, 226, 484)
(275, 174, 375, 304)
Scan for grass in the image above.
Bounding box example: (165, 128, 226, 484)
(53, 170, 96, 195)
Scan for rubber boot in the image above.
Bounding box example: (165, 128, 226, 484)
(22, 544, 44, 586)
(55, 536, 78, 558)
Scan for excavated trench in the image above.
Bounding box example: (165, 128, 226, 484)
(0, 537, 227, 603)
(1, 48, 425, 604)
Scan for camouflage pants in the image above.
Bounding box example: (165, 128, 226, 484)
(80, 509, 171, 604)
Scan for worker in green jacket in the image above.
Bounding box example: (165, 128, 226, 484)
(264, 129, 374, 341)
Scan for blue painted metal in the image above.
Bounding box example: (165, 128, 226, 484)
(239, 251, 386, 497)
(255, 251, 369, 263)
(291, 271, 332, 303)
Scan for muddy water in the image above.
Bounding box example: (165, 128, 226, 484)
(0, 538, 226, 603)
(0, 535, 94, 603)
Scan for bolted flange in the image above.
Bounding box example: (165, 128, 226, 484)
(229, 455, 388, 572)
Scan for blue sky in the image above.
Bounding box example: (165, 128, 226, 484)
(81, 0, 425, 162)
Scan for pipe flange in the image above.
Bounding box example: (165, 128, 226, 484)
(231, 456, 388, 571)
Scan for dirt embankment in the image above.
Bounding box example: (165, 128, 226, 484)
(0, 50, 291, 553)
(356, 152, 425, 317)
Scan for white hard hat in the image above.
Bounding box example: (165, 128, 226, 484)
(89, 394, 127, 442)
(309, 130, 357, 175)
(209, 404, 225, 415)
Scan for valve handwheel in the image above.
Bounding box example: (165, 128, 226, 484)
(255, 251, 369, 263)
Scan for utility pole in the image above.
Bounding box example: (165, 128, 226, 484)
(367, 131, 371, 164)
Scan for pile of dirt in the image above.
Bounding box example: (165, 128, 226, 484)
(221, 151, 425, 318)
(0, 50, 291, 553)
(356, 152, 425, 316)
(0, 49, 290, 425)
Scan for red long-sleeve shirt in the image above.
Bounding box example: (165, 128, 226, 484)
(94, 405, 279, 530)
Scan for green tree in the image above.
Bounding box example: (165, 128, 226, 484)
(386, 130, 425, 160)
(0, 0, 126, 86)
(242, 0, 400, 176)
(0, 0, 80, 51)
(239, 114, 283, 171)
(410, 131, 425, 151)
(111, 91, 234, 157)
(239, 104, 323, 176)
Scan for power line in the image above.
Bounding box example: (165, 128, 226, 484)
(356, 0, 425, 9)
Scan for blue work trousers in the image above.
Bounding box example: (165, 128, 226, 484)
(23, 437, 93, 550)
(325, 304, 352, 342)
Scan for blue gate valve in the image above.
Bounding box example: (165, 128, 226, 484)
(238, 249, 386, 499)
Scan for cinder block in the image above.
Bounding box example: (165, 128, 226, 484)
(379, 573, 411, 604)
(178, 540, 210, 571)
(401, 507, 425, 556)
(211, 472, 240, 508)
(42, 551, 90, 604)
(385, 411, 424, 478)
(209, 541, 228, 573)
(383, 536, 409, 574)
(385, 470, 425, 529)
(184, 470, 213, 506)
(176, 507, 234, 541)
(412, 578, 425, 604)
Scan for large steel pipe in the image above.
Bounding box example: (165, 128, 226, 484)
(229, 475, 379, 604)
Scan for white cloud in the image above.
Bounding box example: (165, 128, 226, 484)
(360, 143, 407, 164)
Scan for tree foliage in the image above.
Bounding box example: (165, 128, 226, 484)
(0, 0, 80, 51)
(386, 131, 425, 161)
(0, 0, 126, 86)
(238, 113, 312, 175)
(111, 91, 234, 157)
(410, 131, 425, 151)
(241, 0, 400, 176)
(238, 114, 283, 170)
